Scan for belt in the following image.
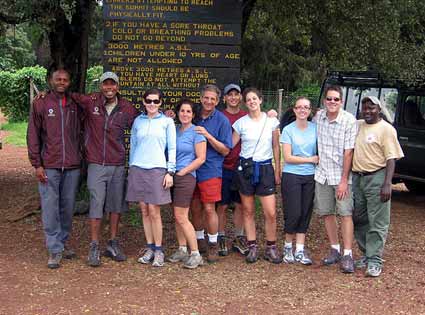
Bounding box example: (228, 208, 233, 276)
(353, 167, 385, 177)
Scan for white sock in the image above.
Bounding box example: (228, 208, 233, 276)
(295, 243, 304, 253)
(179, 245, 188, 253)
(196, 230, 205, 240)
(191, 250, 200, 256)
(331, 244, 341, 253)
(343, 249, 352, 257)
(208, 233, 218, 244)
(284, 242, 293, 248)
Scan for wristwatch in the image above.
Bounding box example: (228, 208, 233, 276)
(167, 171, 175, 176)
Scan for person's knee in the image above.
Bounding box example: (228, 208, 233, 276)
(175, 212, 188, 226)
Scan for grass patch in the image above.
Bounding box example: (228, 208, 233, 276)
(0, 121, 28, 146)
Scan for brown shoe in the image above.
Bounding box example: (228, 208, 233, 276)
(197, 238, 208, 254)
(340, 255, 355, 273)
(207, 242, 219, 263)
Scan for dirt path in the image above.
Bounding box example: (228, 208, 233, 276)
(0, 144, 424, 314)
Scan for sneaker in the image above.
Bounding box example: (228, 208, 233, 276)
(104, 239, 127, 262)
(355, 256, 368, 269)
(183, 253, 204, 269)
(207, 243, 219, 263)
(246, 244, 259, 263)
(232, 236, 249, 256)
(47, 252, 63, 269)
(340, 255, 355, 273)
(63, 246, 76, 259)
(167, 248, 189, 263)
(322, 248, 341, 265)
(282, 246, 295, 264)
(137, 247, 155, 264)
(152, 250, 165, 267)
(218, 236, 229, 256)
(264, 245, 282, 264)
(294, 250, 313, 265)
(366, 264, 382, 277)
(87, 241, 101, 267)
(197, 238, 208, 254)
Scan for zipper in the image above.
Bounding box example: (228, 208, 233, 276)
(59, 99, 65, 171)
(103, 112, 108, 166)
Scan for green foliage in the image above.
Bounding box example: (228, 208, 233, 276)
(124, 204, 141, 227)
(86, 65, 103, 93)
(0, 66, 47, 122)
(0, 121, 28, 146)
(0, 25, 36, 70)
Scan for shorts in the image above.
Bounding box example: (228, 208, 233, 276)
(236, 163, 276, 196)
(314, 181, 353, 216)
(171, 173, 196, 208)
(218, 168, 241, 205)
(87, 164, 127, 219)
(192, 177, 222, 203)
(126, 166, 171, 205)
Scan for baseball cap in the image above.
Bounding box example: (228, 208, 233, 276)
(362, 95, 381, 108)
(99, 71, 119, 84)
(224, 83, 241, 95)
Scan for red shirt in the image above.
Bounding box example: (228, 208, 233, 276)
(222, 109, 247, 170)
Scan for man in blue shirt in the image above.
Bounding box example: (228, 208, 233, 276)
(191, 84, 233, 263)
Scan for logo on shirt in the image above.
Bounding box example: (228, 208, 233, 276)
(47, 108, 55, 117)
(365, 133, 377, 144)
(93, 106, 100, 115)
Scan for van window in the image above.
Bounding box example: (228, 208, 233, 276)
(403, 95, 425, 129)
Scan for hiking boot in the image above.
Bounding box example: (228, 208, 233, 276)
(167, 248, 189, 263)
(264, 245, 282, 264)
(183, 253, 204, 269)
(87, 241, 101, 267)
(218, 236, 229, 256)
(246, 244, 259, 263)
(197, 238, 208, 254)
(340, 255, 355, 273)
(137, 247, 154, 264)
(322, 248, 341, 265)
(282, 246, 295, 264)
(207, 242, 219, 263)
(104, 239, 127, 262)
(47, 252, 63, 269)
(355, 256, 368, 269)
(294, 250, 313, 265)
(152, 250, 165, 267)
(366, 264, 382, 277)
(63, 246, 76, 259)
(232, 236, 249, 256)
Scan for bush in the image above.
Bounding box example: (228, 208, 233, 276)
(86, 65, 103, 93)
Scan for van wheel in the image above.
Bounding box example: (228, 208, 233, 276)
(403, 180, 425, 195)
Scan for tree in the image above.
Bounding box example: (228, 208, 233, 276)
(0, 25, 36, 70)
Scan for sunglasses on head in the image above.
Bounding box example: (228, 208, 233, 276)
(144, 98, 161, 104)
(326, 97, 341, 102)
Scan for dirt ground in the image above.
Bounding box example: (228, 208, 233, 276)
(0, 144, 424, 315)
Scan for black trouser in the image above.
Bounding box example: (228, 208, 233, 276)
(281, 173, 315, 234)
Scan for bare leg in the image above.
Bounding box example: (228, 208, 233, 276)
(174, 206, 198, 251)
(140, 202, 154, 244)
(295, 233, 306, 245)
(90, 218, 101, 242)
(190, 197, 203, 232)
(109, 212, 120, 240)
(203, 202, 218, 235)
(341, 215, 354, 250)
(148, 204, 162, 246)
(259, 195, 277, 241)
(217, 203, 228, 234)
(233, 202, 244, 234)
(324, 214, 339, 246)
(240, 194, 256, 241)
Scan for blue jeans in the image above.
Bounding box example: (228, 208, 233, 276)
(39, 168, 80, 254)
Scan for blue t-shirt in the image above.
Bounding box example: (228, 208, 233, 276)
(280, 121, 317, 175)
(195, 109, 232, 182)
(176, 125, 206, 177)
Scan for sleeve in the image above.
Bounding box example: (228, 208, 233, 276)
(166, 118, 177, 172)
(218, 117, 233, 149)
(344, 115, 357, 150)
(271, 117, 280, 130)
(280, 126, 292, 144)
(129, 119, 138, 166)
(128, 104, 139, 128)
(70, 92, 96, 110)
(195, 132, 206, 144)
(382, 125, 404, 160)
(27, 102, 43, 168)
(232, 117, 243, 135)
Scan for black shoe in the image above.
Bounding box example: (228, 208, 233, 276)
(104, 239, 127, 262)
(340, 255, 355, 273)
(322, 248, 341, 265)
(218, 236, 228, 256)
(232, 236, 249, 256)
(88, 241, 101, 267)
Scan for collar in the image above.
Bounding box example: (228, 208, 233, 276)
(322, 109, 344, 124)
(200, 109, 217, 121)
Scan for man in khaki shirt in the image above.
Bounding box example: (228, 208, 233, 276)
(352, 96, 404, 277)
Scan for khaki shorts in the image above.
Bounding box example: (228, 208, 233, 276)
(314, 181, 353, 216)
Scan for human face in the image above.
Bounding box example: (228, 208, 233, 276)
(49, 70, 70, 95)
(178, 103, 194, 125)
(245, 91, 262, 112)
(101, 79, 118, 100)
(224, 90, 241, 109)
(293, 99, 311, 120)
(324, 90, 342, 115)
(201, 90, 219, 113)
(143, 93, 161, 116)
(361, 100, 381, 124)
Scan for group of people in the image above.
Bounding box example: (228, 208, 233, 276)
(27, 65, 403, 277)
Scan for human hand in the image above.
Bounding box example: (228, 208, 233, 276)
(35, 166, 48, 183)
(194, 126, 210, 139)
(267, 109, 278, 118)
(34, 91, 47, 101)
(380, 183, 392, 202)
(310, 156, 319, 164)
(164, 109, 176, 119)
(163, 173, 173, 189)
(336, 180, 348, 200)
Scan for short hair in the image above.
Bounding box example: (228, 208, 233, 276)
(324, 85, 343, 99)
(143, 88, 163, 101)
(47, 63, 71, 80)
(201, 84, 221, 99)
(175, 98, 197, 124)
(242, 87, 263, 103)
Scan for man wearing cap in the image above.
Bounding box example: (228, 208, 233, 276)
(352, 96, 403, 277)
(71, 71, 139, 267)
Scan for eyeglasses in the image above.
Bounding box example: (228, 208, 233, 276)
(144, 98, 161, 104)
(326, 97, 341, 102)
(294, 106, 311, 111)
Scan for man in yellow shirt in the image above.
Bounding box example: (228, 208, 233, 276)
(352, 96, 404, 277)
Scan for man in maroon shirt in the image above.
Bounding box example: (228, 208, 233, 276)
(27, 66, 81, 269)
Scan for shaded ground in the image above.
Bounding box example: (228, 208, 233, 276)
(0, 144, 424, 314)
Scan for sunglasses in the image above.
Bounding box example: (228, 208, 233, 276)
(144, 98, 161, 104)
(326, 97, 341, 102)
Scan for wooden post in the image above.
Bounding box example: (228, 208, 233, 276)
(29, 77, 34, 113)
(278, 88, 284, 118)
